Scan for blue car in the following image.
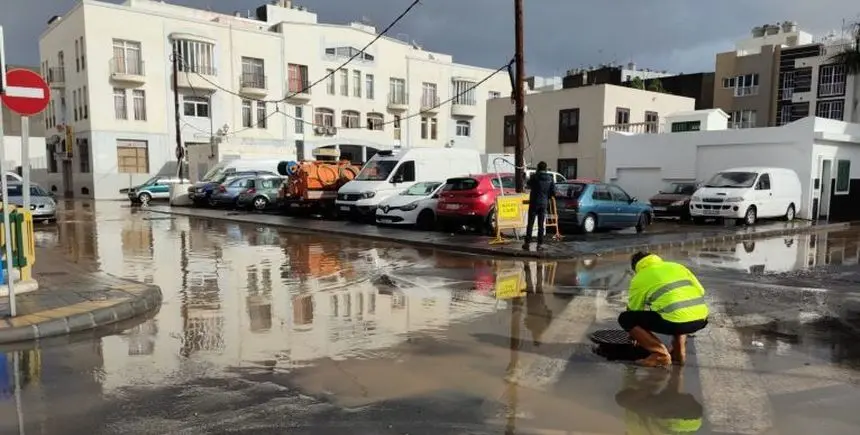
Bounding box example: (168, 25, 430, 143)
(188, 170, 275, 206)
(554, 181, 653, 234)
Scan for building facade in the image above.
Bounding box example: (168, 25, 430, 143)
(38, 0, 509, 199)
(485, 84, 695, 180)
(713, 22, 812, 128)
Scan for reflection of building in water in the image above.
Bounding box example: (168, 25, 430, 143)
(57, 202, 99, 269)
(806, 230, 860, 268)
(125, 319, 158, 356)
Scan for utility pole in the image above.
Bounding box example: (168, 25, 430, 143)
(172, 47, 184, 179)
(513, 0, 526, 193)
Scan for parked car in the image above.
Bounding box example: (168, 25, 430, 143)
(236, 175, 284, 210)
(188, 170, 276, 206)
(690, 167, 801, 225)
(375, 181, 445, 229)
(649, 181, 699, 219)
(125, 175, 190, 205)
(208, 175, 259, 208)
(3, 183, 57, 222)
(436, 173, 516, 234)
(554, 181, 652, 233)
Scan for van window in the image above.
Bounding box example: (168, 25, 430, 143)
(392, 161, 416, 182)
(592, 185, 612, 201)
(756, 174, 771, 190)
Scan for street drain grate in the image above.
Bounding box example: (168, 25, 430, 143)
(590, 329, 632, 345)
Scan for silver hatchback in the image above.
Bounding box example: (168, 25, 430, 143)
(3, 183, 57, 222)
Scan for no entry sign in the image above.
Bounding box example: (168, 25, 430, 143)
(1, 69, 50, 116)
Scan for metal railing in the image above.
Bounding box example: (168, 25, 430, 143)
(110, 57, 145, 76)
(819, 82, 846, 97)
(388, 92, 408, 105)
(780, 87, 794, 100)
(734, 86, 759, 97)
(240, 73, 267, 90)
(420, 94, 440, 108)
(47, 67, 65, 83)
(178, 63, 217, 76)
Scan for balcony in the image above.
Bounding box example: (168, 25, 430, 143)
(819, 82, 846, 97)
(285, 79, 311, 102)
(451, 101, 478, 117)
(239, 73, 267, 97)
(603, 122, 663, 140)
(420, 94, 440, 112)
(734, 86, 759, 97)
(780, 88, 794, 100)
(388, 92, 408, 111)
(110, 58, 146, 85)
(47, 67, 65, 88)
(174, 64, 218, 92)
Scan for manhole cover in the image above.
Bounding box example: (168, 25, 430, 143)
(590, 329, 632, 345)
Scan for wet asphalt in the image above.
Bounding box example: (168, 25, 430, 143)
(1, 201, 860, 434)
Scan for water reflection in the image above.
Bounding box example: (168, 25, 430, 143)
(615, 367, 704, 434)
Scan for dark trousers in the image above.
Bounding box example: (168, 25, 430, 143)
(618, 311, 707, 336)
(524, 206, 547, 244)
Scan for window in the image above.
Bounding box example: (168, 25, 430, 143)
(392, 161, 416, 182)
(591, 185, 612, 201)
(733, 73, 759, 97)
(645, 111, 658, 133)
(339, 69, 349, 96)
(722, 77, 735, 88)
(113, 88, 127, 120)
(365, 74, 374, 99)
(671, 121, 701, 132)
(393, 115, 402, 140)
(778, 105, 792, 125)
(324, 46, 374, 61)
(342, 110, 360, 128)
(183, 96, 209, 117)
(256, 101, 267, 128)
(82, 86, 88, 119)
(504, 115, 517, 147)
(489, 91, 502, 99)
(315, 108, 334, 127)
(819, 64, 846, 97)
(112, 39, 143, 75)
(326, 69, 335, 95)
(80, 37, 86, 70)
(172, 39, 215, 75)
(367, 113, 383, 130)
(73, 89, 79, 121)
(455, 120, 471, 137)
(558, 108, 579, 143)
(430, 118, 438, 140)
(116, 140, 149, 173)
(242, 100, 252, 127)
(816, 100, 844, 121)
(287, 63, 309, 94)
(241, 57, 265, 89)
(75, 39, 80, 72)
(47, 143, 59, 173)
(615, 107, 630, 125)
(729, 110, 756, 128)
(836, 160, 850, 194)
(491, 176, 516, 189)
(755, 174, 771, 190)
(557, 159, 577, 179)
(780, 71, 795, 100)
(295, 140, 305, 161)
(294, 106, 304, 134)
(452, 80, 476, 105)
(132, 90, 146, 121)
(608, 185, 631, 202)
(77, 139, 90, 173)
(352, 70, 361, 97)
(421, 117, 429, 139)
(421, 82, 438, 107)
(389, 78, 406, 104)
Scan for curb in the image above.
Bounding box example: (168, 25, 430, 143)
(0, 280, 163, 344)
(148, 207, 852, 260)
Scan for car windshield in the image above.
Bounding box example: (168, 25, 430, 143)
(659, 182, 697, 195)
(555, 183, 586, 199)
(404, 182, 441, 196)
(5, 185, 50, 197)
(355, 160, 398, 181)
(704, 172, 758, 188)
(201, 164, 228, 182)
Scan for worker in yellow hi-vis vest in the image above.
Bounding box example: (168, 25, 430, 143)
(619, 252, 709, 367)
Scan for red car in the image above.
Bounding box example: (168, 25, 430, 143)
(436, 173, 516, 234)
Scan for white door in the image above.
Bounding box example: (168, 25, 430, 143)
(614, 168, 662, 202)
(820, 159, 833, 219)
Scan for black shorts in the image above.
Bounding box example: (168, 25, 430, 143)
(618, 310, 707, 336)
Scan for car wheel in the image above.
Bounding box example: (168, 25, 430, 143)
(784, 204, 796, 221)
(739, 206, 757, 226)
(253, 196, 269, 211)
(416, 209, 435, 231)
(635, 213, 648, 233)
(581, 213, 597, 234)
(484, 208, 497, 236)
(138, 192, 152, 206)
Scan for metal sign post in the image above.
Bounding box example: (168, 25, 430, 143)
(0, 25, 16, 316)
(21, 116, 29, 210)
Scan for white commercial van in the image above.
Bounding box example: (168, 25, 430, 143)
(689, 167, 801, 225)
(336, 148, 483, 219)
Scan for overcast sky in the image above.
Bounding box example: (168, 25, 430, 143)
(1, 0, 857, 75)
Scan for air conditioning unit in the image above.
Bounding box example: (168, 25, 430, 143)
(314, 126, 327, 135)
(327, 127, 337, 135)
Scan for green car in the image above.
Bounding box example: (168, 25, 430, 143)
(235, 175, 284, 210)
(125, 175, 190, 205)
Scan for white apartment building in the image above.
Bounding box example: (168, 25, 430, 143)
(485, 84, 695, 180)
(38, 0, 510, 199)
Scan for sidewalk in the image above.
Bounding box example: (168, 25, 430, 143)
(148, 205, 852, 259)
(0, 248, 162, 344)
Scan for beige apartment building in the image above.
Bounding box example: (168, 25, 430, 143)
(485, 84, 694, 180)
(714, 22, 813, 128)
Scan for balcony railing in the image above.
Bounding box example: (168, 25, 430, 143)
(734, 86, 759, 97)
(47, 67, 65, 84)
(178, 64, 216, 76)
(388, 92, 408, 106)
(420, 94, 440, 109)
(240, 73, 267, 90)
(287, 78, 310, 95)
(110, 57, 145, 76)
(780, 87, 794, 100)
(819, 82, 846, 97)
(603, 122, 663, 140)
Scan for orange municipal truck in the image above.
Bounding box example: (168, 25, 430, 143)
(277, 147, 366, 216)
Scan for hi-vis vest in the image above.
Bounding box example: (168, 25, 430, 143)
(627, 255, 708, 323)
(626, 411, 703, 434)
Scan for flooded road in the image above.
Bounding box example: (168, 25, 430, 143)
(3, 201, 860, 434)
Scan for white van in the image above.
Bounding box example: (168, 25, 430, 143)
(199, 158, 281, 182)
(690, 167, 801, 225)
(336, 148, 483, 218)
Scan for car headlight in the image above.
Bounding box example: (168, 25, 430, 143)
(400, 202, 419, 211)
(671, 200, 686, 207)
(724, 197, 744, 203)
(361, 191, 376, 199)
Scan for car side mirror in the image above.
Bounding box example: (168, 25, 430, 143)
(629, 197, 636, 203)
(432, 194, 439, 199)
(391, 175, 403, 184)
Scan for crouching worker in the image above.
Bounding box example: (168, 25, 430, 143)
(619, 252, 709, 367)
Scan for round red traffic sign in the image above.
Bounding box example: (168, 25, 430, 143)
(1, 69, 50, 116)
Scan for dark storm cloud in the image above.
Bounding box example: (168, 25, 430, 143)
(1, 0, 856, 74)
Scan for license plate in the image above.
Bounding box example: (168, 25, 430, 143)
(652, 206, 666, 211)
(444, 204, 460, 210)
(703, 209, 719, 215)
(340, 206, 350, 212)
